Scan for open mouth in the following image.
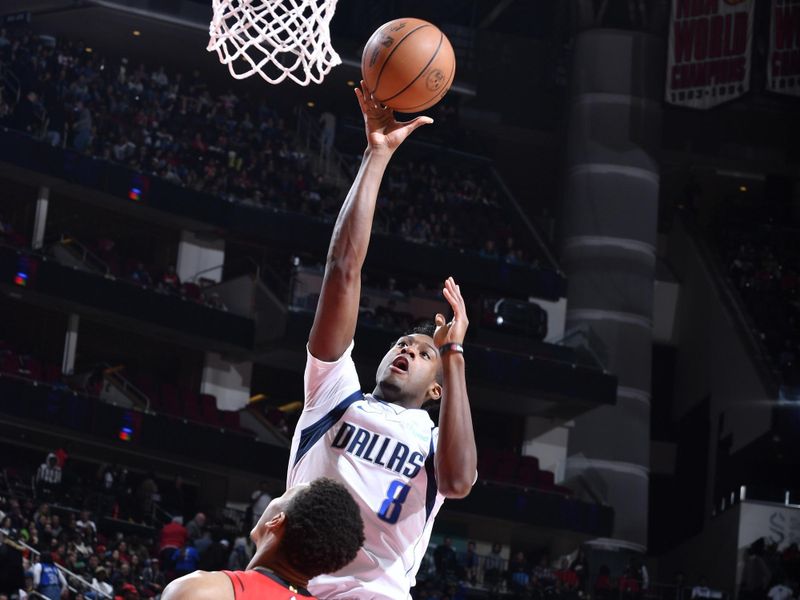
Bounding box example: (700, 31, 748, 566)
(390, 355, 409, 373)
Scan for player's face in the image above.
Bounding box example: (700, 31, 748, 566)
(249, 483, 308, 548)
(375, 334, 441, 405)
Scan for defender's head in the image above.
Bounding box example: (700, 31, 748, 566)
(375, 323, 443, 408)
(249, 478, 365, 579)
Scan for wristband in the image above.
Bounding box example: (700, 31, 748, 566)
(438, 343, 464, 356)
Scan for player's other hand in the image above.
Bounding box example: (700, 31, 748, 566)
(434, 277, 469, 348)
(355, 80, 432, 155)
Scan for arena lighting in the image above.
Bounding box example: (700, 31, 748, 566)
(132, 30, 141, 36)
(346, 80, 355, 86)
(307, 101, 316, 108)
(118, 427, 133, 442)
(739, 185, 748, 192)
(85, 47, 93, 53)
(128, 173, 150, 202)
(13, 272, 27, 287)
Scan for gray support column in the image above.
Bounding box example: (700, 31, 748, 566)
(560, 29, 663, 552)
(62, 314, 79, 375)
(32, 186, 50, 250)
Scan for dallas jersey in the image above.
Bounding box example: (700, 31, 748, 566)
(287, 342, 446, 600)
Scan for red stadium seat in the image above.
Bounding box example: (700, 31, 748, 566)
(200, 394, 219, 424)
(517, 456, 540, 486)
(494, 451, 519, 483)
(161, 383, 182, 417)
(221, 410, 240, 430)
(537, 470, 555, 490)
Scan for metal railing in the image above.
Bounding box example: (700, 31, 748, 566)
(57, 235, 112, 276)
(16, 539, 113, 599)
(102, 364, 152, 413)
(490, 165, 562, 275)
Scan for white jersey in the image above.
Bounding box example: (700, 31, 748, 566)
(287, 342, 446, 600)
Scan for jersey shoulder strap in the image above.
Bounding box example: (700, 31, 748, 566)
(222, 569, 315, 599)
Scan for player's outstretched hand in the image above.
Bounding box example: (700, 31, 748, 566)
(355, 80, 432, 154)
(434, 277, 469, 348)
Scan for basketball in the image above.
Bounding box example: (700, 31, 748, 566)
(361, 18, 456, 113)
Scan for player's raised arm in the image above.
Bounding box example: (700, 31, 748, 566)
(433, 277, 478, 498)
(308, 81, 432, 362)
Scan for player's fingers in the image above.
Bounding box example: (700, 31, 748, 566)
(442, 286, 459, 314)
(407, 116, 434, 132)
(355, 87, 368, 112)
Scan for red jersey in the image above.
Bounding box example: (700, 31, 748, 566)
(222, 569, 315, 599)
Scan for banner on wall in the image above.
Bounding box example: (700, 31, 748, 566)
(666, 0, 755, 109)
(768, 0, 800, 97)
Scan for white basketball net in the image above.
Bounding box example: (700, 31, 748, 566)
(207, 0, 342, 86)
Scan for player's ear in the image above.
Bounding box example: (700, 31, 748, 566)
(427, 381, 442, 402)
(264, 512, 287, 536)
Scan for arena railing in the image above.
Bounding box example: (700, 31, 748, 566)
(15, 538, 113, 599)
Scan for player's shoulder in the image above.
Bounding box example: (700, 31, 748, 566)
(162, 570, 232, 600)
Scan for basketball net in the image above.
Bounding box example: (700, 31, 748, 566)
(207, 0, 342, 86)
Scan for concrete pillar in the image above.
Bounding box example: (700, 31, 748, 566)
(62, 314, 79, 375)
(560, 29, 664, 552)
(176, 231, 225, 284)
(201, 352, 253, 411)
(32, 186, 49, 250)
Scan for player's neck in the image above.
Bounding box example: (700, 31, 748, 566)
(371, 386, 423, 410)
(254, 558, 309, 591)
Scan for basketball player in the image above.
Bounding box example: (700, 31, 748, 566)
(160, 478, 365, 600)
(287, 82, 478, 599)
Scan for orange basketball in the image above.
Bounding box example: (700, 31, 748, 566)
(361, 18, 456, 113)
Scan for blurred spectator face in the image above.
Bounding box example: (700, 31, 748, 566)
(492, 543, 502, 554)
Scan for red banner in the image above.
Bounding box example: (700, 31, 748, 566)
(768, 0, 800, 97)
(666, 0, 755, 109)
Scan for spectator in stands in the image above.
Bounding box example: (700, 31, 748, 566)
(461, 540, 478, 586)
(226, 537, 250, 572)
(128, 263, 153, 287)
(741, 541, 772, 600)
(88, 566, 113, 599)
(434, 537, 457, 581)
(12, 90, 41, 134)
(32, 552, 67, 600)
(619, 566, 642, 600)
(158, 266, 181, 295)
(533, 555, 556, 590)
(76, 511, 97, 545)
(556, 558, 580, 592)
(36, 453, 62, 498)
(171, 544, 199, 578)
(198, 536, 229, 572)
(249, 481, 272, 528)
(72, 100, 92, 152)
(140, 558, 165, 596)
(185, 513, 205, 545)
(119, 582, 139, 599)
(0, 529, 24, 599)
(484, 542, 504, 591)
(158, 516, 186, 572)
(691, 576, 718, 599)
(135, 473, 158, 524)
(595, 564, 614, 600)
(509, 551, 530, 594)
